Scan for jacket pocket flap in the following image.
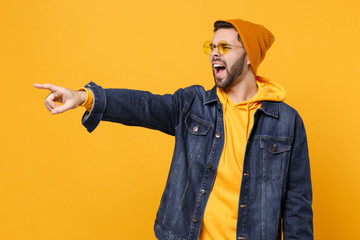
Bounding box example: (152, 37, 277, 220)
(260, 137, 291, 154)
(185, 114, 212, 136)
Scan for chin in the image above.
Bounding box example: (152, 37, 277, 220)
(215, 79, 224, 88)
(215, 78, 230, 89)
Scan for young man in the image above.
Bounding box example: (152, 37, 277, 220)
(34, 19, 313, 240)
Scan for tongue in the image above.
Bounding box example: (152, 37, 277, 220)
(215, 67, 226, 78)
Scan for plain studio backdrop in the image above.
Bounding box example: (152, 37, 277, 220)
(1, 0, 359, 239)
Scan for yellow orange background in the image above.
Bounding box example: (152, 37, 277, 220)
(1, 0, 360, 239)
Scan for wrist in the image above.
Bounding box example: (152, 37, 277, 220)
(77, 88, 88, 106)
(76, 87, 94, 111)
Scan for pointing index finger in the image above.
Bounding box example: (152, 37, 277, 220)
(33, 83, 62, 92)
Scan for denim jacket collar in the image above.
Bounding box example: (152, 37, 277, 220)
(260, 101, 279, 118)
(203, 86, 218, 105)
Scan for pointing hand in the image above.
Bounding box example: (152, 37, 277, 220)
(34, 83, 87, 114)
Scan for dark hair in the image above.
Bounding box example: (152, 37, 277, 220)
(213, 20, 242, 43)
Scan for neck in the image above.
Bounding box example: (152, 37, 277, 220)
(224, 70, 257, 104)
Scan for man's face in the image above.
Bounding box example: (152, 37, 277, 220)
(210, 28, 249, 89)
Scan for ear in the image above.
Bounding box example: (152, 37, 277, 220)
(245, 55, 251, 66)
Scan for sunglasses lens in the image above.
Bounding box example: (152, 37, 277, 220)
(218, 41, 229, 55)
(203, 41, 211, 55)
(203, 41, 230, 55)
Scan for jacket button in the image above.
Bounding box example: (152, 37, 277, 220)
(207, 163, 213, 169)
(193, 125, 199, 132)
(200, 189, 206, 195)
(272, 144, 278, 152)
(240, 204, 247, 208)
(217, 106, 221, 111)
(244, 173, 250, 176)
(215, 132, 221, 138)
(193, 217, 199, 223)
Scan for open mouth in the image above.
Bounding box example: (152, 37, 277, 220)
(213, 63, 226, 78)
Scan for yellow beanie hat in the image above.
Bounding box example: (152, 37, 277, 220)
(225, 19, 275, 76)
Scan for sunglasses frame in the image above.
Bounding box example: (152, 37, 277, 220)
(203, 40, 244, 55)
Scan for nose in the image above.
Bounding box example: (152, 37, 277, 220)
(210, 46, 220, 58)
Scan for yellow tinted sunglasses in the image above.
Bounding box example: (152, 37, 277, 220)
(203, 40, 244, 55)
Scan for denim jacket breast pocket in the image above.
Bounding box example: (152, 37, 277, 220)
(260, 136, 292, 179)
(185, 113, 212, 136)
(184, 113, 214, 164)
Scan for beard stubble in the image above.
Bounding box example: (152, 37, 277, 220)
(213, 53, 247, 89)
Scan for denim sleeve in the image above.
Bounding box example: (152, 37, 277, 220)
(283, 115, 313, 239)
(81, 81, 190, 135)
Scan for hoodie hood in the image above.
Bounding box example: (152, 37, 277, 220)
(218, 76, 287, 111)
(248, 76, 287, 103)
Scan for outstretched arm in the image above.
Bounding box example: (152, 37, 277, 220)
(35, 82, 192, 135)
(34, 83, 87, 114)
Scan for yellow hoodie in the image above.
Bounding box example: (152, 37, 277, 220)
(198, 77, 286, 240)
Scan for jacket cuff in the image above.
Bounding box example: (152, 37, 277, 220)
(81, 81, 106, 133)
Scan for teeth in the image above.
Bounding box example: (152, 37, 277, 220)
(214, 64, 223, 67)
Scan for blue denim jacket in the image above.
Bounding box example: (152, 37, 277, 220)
(82, 82, 313, 240)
